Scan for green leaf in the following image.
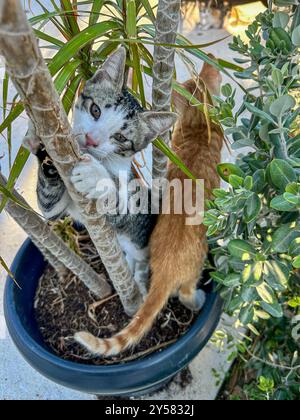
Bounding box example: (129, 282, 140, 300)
(244, 176, 253, 191)
(287, 296, 300, 308)
(217, 163, 245, 183)
(244, 102, 276, 125)
(256, 282, 276, 304)
(293, 256, 300, 268)
(228, 239, 256, 261)
(0, 103, 24, 134)
(62, 74, 82, 114)
(272, 224, 300, 253)
(0, 183, 36, 213)
(126, 0, 137, 38)
(269, 159, 297, 191)
(292, 24, 300, 46)
(255, 310, 271, 320)
(260, 301, 283, 318)
(0, 146, 30, 213)
(54, 59, 81, 95)
(153, 138, 197, 181)
(210, 271, 226, 284)
(289, 238, 300, 256)
(48, 21, 120, 75)
(0, 256, 20, 287)
(172, 81, 205, 112)
(221, 84, 233, 97)
(89, 0, 106, 26)
(252, 169, 266, 193)
(223, 273, 241, 287)
(264, 260, 289, 291)
(273, 12, 289, 29)
(229, 174, 244, 188)
(140, 0, 156, 23)
(239, 305, 254, 325)
(245, 193, 261, 223)
(270, 95, 296, 119)
(248, 324, 260, 336)
(270, 195, 296, 211)
(34, 29, 64, 48)
(292, 4, 300, 32)
(283, 192, 300, 205)
(286, 182, 299, 195)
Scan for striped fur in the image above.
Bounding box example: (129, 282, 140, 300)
(75, 60, 224, 357)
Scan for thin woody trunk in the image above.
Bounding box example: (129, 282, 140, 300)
(152, 0, 181, 180)
(0, 0, 142, 315)
(0, 172, 111, 298)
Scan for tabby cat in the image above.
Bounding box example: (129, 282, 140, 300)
(24, 47, 176, 288)
(75, 58, 224, 356)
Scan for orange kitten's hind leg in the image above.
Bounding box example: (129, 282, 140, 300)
(179, 276, 206, 312)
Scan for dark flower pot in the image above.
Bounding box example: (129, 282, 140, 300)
(4, 239, 223, 397)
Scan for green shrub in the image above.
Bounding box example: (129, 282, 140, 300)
(206, 2, 300, 400)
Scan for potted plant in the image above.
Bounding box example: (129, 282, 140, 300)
(204, 0, 300, 400)
(0, 0, 232, 396)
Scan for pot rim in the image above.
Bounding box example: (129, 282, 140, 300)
(5, 238, 223, 374)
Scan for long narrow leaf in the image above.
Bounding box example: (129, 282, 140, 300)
(89, 0, 106, 26)
(62, 74, 82, 114)
(0, 146, 30, 213)
(0, 182, 39, 214)
(0, 255, 20, 287)
(127, 0, 146, 107)
(2, 72, 12, 168)
(60, 0, 80, 35)
(0, 103, 24, 135)
(54, 58, 82, 94)
(48, 21, 120, 75)
(153, 138, 197, 182)
(34, 29, 64, 47)
(140, 0, 155, 23)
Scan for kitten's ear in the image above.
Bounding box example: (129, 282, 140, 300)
(91, 47, 126, 91)
(139, 112, 177, 143)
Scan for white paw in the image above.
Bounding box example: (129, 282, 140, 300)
(71, 155, 116, 200)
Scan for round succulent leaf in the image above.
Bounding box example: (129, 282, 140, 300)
(269, 159, 297, 191)
(270, 95, 296, 118)
(272, 224, 300, 253)
(228, 239, 257, 261)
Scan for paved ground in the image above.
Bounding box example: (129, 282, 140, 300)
(0, 1, 250, 400)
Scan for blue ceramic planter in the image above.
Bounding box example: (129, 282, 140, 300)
(4, 239, 223, 396)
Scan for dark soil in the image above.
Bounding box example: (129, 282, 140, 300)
(34, 232, 197, 366)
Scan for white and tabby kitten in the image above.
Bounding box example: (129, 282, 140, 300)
(25, 47, 176, 291)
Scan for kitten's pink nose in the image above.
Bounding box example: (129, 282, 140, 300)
(85, 133, 98, 147)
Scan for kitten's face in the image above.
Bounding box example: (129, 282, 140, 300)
(73, 86, 144, 160)
(73, 47, 177, 162)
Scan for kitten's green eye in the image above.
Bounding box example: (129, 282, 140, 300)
(90, 103, 101, 120)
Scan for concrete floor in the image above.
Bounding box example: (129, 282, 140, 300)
(0, 1, 250, 400)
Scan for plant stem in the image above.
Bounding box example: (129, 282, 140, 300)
(0, 172, 111, 298)
(152, 0, 181, 180)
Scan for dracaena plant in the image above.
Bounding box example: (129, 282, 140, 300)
(205, 2, 300, 400)
(0, 0, 240, 212)
(0, 0, 241, 278)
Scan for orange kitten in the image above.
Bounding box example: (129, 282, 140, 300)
(75, 60, 224, 356)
